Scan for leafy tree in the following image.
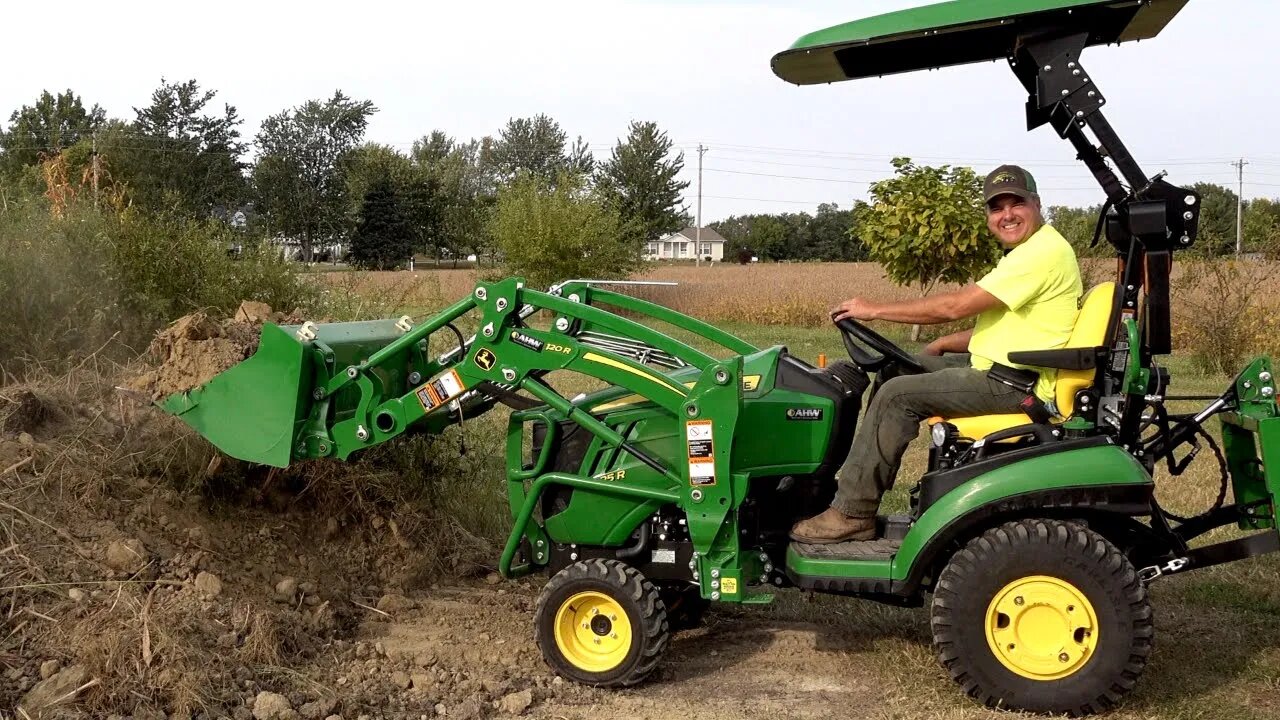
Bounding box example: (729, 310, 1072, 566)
(1247, 197, 1280, 259)
(343, 143, 442, 261)
(595, 121, 690, 246)
(412, 130, 455, 166)
(713, 212, 794, 261)
(1047, 204, 1106, 256)
(489, 172, 635, 287)
(343, 143, 415, 215)
(413, 132, 495, 265)
(711, 205, 866, 262)
(709, 214, 759, 260)
(0, 90, 105, 175)
(485, 114, 592, 184)
(1189, 182, 1239, 255)
(856, 157, 999, 337)
(349, 177, 414, 270)
(746, 215, 790, 261)
(117, 79, 247, 216)
(253, 91, 376, 261)
(712, 213, 793, 261)
(811, 202, 866, 261)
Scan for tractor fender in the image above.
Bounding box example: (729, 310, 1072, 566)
(891, 441, 1154, 596)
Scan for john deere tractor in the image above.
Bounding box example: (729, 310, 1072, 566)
(159, 0, 1279, 714)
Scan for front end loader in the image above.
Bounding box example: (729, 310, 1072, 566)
(156, 0, 1279, 714)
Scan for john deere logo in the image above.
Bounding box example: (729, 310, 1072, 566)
(474, 348, 497, 371)
(992, 172, 1017, 185)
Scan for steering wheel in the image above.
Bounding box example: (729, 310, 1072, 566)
(834, 318, 925, 374)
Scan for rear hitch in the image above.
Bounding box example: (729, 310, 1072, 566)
(1137, 557, 1189, 584)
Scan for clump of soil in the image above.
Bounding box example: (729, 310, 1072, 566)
(128, 301, 303, 400)
(1, 388, 53, 433)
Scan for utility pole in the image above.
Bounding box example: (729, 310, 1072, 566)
(696, 144, 706, 266)
(91, 131, 100, 210)
(1228, 156, 1249, 254)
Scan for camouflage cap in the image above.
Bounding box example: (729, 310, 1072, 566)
(983, 165, 1038, 203)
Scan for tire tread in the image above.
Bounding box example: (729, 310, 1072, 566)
(930, 518, 1153, 717)
(535, 559, 670, 688)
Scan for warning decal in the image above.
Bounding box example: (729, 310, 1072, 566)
(720, 577, 738, 594)
(415, 368, 467, 411)
(686, 419, 716, 486)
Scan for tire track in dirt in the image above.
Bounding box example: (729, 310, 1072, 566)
(368, 584, 887, 720)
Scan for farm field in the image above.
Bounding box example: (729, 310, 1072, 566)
(332, 258, 1278, 333)
(4, 262, 1279, 719)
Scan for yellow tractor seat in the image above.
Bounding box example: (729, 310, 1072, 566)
(927, 282, 1116, 440)
(936, 413, 1035, 441)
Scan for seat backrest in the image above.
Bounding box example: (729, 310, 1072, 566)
(1055, 282, 1117, 416)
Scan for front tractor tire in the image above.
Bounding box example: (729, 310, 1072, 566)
(535, 559, 670, 687)
(931, 519, 1153, 716)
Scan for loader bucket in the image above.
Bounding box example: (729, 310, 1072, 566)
(159, 323, 311, 468)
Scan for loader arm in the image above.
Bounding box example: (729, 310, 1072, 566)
(159, 276, 782, 599)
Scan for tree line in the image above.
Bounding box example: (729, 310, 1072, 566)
(4, 83, 1276, 279)
(0, 83, 692, 277)
(709, 177, 1280, 263)
(1046, 182, 1280, 257)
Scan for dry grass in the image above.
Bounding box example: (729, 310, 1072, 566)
(329, 259, 1280, 347)
(326, 263, 933, 329)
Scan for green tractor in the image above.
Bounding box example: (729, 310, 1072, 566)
(158, 0, 1279, 714)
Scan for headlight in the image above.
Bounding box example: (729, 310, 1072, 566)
(931, 422, 953, 448)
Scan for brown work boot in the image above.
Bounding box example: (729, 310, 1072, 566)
(789, 507, 876, 544)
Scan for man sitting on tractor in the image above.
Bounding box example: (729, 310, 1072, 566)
(792, 165, 1084, 543)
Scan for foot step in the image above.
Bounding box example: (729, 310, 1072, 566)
(790, 538, 901, 561)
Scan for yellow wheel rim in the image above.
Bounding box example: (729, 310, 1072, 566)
(985, 575, 1099, 681)
(553, 591, 633, 672)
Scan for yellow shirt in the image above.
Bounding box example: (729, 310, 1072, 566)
(970, 224, 1083, 403)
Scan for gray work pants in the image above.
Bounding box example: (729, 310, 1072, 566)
(831, 353, 1027, 517)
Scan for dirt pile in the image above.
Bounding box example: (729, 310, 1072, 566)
(128, 301, 303, 400)
(1, 354, 498, 718)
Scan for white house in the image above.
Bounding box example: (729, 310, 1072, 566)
(647, 227, 726, 262)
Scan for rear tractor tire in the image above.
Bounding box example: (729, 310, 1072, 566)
(931, 519, 1153, 716)
(535, 559, 670, 687)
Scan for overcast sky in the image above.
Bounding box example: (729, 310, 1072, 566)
(4, 0, 1277, 222)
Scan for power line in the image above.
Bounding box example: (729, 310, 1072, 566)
(682, 141, 1246, 168)
(704, 167, 874, 184)
(706, 152, 1231, 181)
(702, 194, 847, 205)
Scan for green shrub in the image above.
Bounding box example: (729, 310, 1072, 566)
(111, 207, 315, 320)
(489, 171, 639, 288)
(0, 199, 317, 376)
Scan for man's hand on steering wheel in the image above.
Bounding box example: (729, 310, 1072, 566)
(831, 296, 879, 323)
(830, 314, 925, 375)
